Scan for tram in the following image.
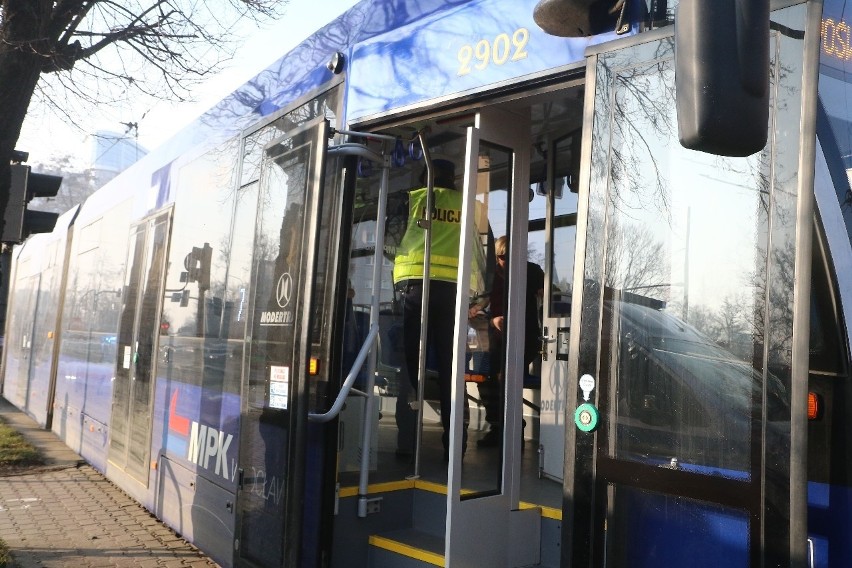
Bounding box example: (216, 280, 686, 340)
(2, 0, 851, 566)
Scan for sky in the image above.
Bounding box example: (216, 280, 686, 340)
(16, 0, 361, 168)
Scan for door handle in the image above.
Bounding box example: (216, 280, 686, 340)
(541, 327, 553, 360)
(556, 327, 570, 361)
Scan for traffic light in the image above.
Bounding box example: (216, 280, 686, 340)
(2, 162, 62, 243)
(182, 243, 213, 290)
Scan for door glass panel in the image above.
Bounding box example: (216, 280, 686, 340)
(607, 484, 749, 568)
(463, 140, 512, 496)
(107, 214, 170, 481)
(109, 226, 145, 467)
(29, 245, 60, 424)
(240, 120, 324, 567)
(574, 6, 808, 564)
(126, 216, 170, 479)
(549, 135, 579, 319)
(601, 57, 767, 476)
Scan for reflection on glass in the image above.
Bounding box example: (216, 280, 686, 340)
(127, 217, 169, 479)
(107, 213, 170, 482)
(463, 141, 512, 498)
(240, 130, 315, 567)
(241, 89, 339, 187)
(157, 140, 245, 475)
(108, 226, 145, 467)
(57, 203, 130, 436)
(29, 244, 61, 425)
(603, 58, 773, 477)
(549, 133, 580, 318)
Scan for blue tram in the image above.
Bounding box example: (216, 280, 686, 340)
(2, 1, 852, 566)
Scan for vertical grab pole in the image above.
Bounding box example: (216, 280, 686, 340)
(411, 131, 434, 479)
(357, 150, 391, 516)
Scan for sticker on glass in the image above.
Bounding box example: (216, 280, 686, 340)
(269, 365, 289, 409)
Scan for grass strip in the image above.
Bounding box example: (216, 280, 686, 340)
(0, 418, 42, 467)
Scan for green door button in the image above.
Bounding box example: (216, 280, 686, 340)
(574, 403, 599, 432)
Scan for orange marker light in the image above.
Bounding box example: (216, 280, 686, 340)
(309, 357, 320, 376)
(808, 392, 820, 420)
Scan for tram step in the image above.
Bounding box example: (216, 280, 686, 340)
(410, 482, 449, 537)
(367, 527, 559, 568)
(368, 528, 444, 567)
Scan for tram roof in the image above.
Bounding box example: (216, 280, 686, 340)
(72, 0, 635, 225)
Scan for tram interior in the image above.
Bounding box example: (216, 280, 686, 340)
(339, 84, 585, 510)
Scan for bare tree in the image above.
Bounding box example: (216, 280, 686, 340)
(604, 221, 668, 295)
(0, 0, 286, 238)
(29, 154, 96, 213)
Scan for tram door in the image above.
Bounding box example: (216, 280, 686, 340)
(445, 107, 540, 567)
(109, 211, 172, 482)
(236, 117, 328, 567)
(566, 6, 810, 567)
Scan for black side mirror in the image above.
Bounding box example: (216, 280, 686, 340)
(675, 0, 770, 157)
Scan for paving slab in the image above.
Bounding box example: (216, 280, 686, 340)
(0, 396, 219, 567)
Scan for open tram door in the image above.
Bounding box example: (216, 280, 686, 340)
(563, 3, 816, 567)
(442, 106, 542, 566)
(235, 116, 330, 567)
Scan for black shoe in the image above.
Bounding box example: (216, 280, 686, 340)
(477, 428, 501, 447)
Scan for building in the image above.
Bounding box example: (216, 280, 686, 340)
(91, 129, 147, 188)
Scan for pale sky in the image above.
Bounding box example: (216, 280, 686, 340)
(17, 0, 360, 167)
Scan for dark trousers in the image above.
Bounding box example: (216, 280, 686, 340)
(479, 329, 537, 429)
(480, 328, 505, 429)
(398, 279, 467, 451)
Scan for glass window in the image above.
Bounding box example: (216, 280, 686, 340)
(548, 133, 580, 318)
(159, 137, 243, 410)
(238, 117, 328, 567)
(56, 201, 131, 429)
(241, 89, 340, 187)
(595, 53, 771, 476)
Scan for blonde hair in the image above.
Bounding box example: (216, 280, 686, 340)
(495, 236, 508, 256)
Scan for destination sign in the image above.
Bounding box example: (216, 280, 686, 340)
(821, 1, 852, 78)
(822, 18, 852, 63)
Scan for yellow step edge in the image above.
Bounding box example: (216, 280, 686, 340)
(340, 481, 563, 520)
(414, 479, 449, 494)
(339, 479, 415, 498)
(540, 506, 562, 520)
(369, 534, 445, 567)
(519, 501, 562, 520)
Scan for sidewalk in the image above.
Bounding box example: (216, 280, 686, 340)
(0, 397, 219, 567)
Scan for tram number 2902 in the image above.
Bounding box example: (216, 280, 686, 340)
(457, 28, 529, 76)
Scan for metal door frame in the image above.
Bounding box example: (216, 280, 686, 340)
(562, 6, 816, 565)
(108, 209, 173, 483)
(445, 106, 540, 567)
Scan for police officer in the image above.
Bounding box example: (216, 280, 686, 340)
(391, 159, 489, 460)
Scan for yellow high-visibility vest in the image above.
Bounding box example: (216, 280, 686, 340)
(393, 187, 462, 284)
